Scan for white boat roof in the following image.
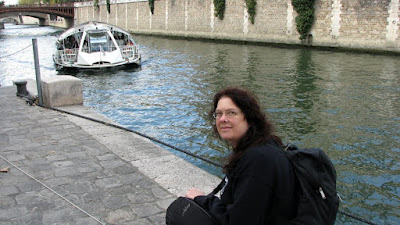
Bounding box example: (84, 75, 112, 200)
(57, 21, 132, 40)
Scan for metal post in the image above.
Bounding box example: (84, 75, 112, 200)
(32, 38, 43, 105)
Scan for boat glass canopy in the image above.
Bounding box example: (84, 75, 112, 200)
(85, 31, 116, 53)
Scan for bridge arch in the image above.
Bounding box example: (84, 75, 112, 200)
(0, 4, 74, 28)
(0, 11, 51, 26)
(0, 17, 20, 24)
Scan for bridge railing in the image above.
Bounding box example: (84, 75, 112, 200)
(2, 3, 74, 8)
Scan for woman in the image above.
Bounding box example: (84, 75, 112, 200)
(185, 87, 298, 225)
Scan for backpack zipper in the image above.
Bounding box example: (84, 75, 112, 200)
(319, 187, 326, 199)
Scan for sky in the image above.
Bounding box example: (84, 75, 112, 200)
(4, 0, 19, 5)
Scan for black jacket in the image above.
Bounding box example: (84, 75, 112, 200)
(195, 140, 298, 225)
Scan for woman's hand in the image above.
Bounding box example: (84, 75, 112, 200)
(185, 188, 205, 199)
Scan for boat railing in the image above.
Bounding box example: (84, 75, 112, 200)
(56, 48, 78, 64)
(121, 45, 138, 60)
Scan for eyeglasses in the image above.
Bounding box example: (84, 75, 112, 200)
(212, 110, 241, 119)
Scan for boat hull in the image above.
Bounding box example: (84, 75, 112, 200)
(53, 55, 141, 70)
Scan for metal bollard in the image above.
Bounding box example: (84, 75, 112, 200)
(15, 80, 28, 97)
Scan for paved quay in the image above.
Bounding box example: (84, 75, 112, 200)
(0, 85, 220, 225)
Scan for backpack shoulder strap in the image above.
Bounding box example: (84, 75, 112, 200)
(210, 176, 226, 195)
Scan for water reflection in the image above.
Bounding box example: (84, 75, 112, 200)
(242, 46, 260, 88)
(293, 49, 318, 135)
(1, 24, 399, 224)
(210, 48, 231, 90)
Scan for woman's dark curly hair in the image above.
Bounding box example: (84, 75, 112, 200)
(208, 87, 283, 174)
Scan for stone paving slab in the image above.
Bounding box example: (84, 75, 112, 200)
(0, 86, 220, 225)
(57, 105, 220, 198)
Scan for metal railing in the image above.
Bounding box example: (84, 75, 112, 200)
(54, 48, 78, 64)
(121, 45, 136, 59)
(1, 3, 74, 8)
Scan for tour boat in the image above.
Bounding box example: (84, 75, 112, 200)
(53, 21, 141, 69)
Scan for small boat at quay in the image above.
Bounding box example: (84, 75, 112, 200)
(53, 21, 141, 69)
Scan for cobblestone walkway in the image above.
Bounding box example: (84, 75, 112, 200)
(0, 86, 174, 225)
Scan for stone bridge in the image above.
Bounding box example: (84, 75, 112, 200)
(0, 3, 74, 28)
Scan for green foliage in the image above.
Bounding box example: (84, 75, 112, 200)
(19, 0, 39, 4)
(245, 0, 256, 24)
(214, 0, 225, 20)
(292, 0, 315, 40)
(94, 0, 99, 8)
(106, 0, 110, 13)
(149, 0, 154, 14)
(0, 1, 5, 6)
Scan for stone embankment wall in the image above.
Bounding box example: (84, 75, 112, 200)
(74, 0, 400, 53)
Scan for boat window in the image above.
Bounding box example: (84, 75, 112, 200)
(113, 31, 135, 46)
(113, 31, 127, 47)
(74, 32, 83, 47)
(62, 33, 80, 50)
(88, 32, 116, 52)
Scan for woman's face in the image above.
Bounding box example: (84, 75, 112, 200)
(215, 96, 249, 147)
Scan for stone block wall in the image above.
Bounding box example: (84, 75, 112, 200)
(166, 0, 185, 31)
(313, 0, 334, 39)
(187, 0, 212, 32)
(215, 0, 244, 34)
(136, 2, 151, 30)
(152, 0, 166, 30)
(341, 0, 390, 40)
(254, 0, 289, 36)
(338, 1, 390, 44)
(74, 0, 400, 53)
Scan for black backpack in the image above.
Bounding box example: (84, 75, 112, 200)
(166, 197, 216, 225)
(283, 145, 340, 225)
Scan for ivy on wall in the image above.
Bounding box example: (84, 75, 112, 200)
(213, 0, 256, 23)
(106, 0, 110, 13)
(94, 0, 99, 8)
(245, 0, 256, 24)
(149, 0, 154, 14)
(292, 0, 315, 40)
(214, 0, 225, 20)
